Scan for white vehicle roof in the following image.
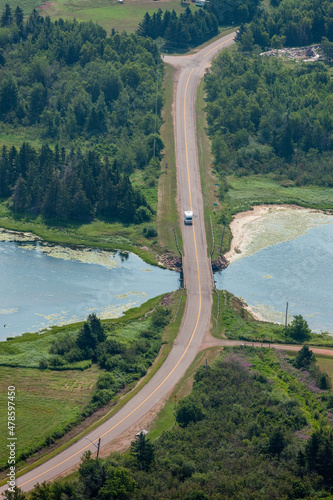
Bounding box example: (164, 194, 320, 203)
(184, 211, 193, 217)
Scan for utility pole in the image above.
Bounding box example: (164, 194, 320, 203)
(84, 436, 101, 460)
(285, 302, 288, 337)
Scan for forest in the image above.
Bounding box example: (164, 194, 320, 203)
(0, 6, 164, 222)
(205, 0, 261, 26)
(137, 8, 218, 49)
(6, 346, 333, 499)
(1, 144, 152, 222)
(204, 51, 333, 187)
(136, 0, 261, 50)
(236, 0, 333, 50)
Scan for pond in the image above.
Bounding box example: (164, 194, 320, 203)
(0, 239, 179, 341)
(215, 209, 333, 334)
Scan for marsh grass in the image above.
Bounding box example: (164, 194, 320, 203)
(226, 175, 333, 214)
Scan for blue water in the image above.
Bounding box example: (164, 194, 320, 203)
(0, 241, 179, 340)
(215, 223, 333, 333)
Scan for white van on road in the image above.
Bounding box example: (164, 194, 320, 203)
(184, 211, 193, 225)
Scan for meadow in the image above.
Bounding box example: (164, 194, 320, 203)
(1, 0, 198, 33)
(0, 365, 100, 470)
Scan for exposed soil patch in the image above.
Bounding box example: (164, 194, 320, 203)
(261, 45, 320, 62)
(38, 2, 57, 10)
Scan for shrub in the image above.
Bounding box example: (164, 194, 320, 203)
(134, 206, 151, 223)
(142, 225, 157, 238)
(38, 358, 48, 370)
(97, 372, 116, 390)
(91, 389, 114, 407)
(176, 398, 205, 427)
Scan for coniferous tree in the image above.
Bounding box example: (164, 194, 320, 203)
(130, 433, 155, 471)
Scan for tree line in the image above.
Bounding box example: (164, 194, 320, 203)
(205, 0, 260, 26)
(205, 51, 333, 186)
(6, 346, 333, 499)
(0, 5, 165, 222)
(236, 0, 333, 50)
(0, 143, 152, 222)
(137, 7, 218, 49)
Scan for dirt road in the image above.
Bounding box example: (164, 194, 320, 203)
(0, 33, 236, 495)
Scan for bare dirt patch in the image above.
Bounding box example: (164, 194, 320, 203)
(38, 1, 56, 10)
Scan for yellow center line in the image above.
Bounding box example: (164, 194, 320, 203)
(205, 34, 235, 57)
(20, 57, 204, 491)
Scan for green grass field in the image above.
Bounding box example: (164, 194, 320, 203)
(38, 0, 196, 34)
(0, 0, 41, 14)
(0, 365, 99, 469)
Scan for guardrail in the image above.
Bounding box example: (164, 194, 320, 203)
(174, 227, 184, 288)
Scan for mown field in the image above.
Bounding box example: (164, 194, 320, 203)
(0, 365, 99, 470)
(0, 0, 41, 13)
(0, 0, 197, 33)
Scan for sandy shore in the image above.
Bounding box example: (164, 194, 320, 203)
(224, 204, 315, 264)
(223, 204, 327, 324)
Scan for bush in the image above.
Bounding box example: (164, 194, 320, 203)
(48, 355, 65, 367)
(151, 306, 171, 329)
(176, 398, 205, 427)
(91, 389, 114, 407)
(134, 206, 151, 223)
(142, 225, 157, 238)
(39, 358, 48, 370)
(97, 372, 116, 390)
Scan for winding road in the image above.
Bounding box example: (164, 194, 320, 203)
(0, 32, 236, 495)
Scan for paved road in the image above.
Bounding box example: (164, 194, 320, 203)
(0, 32, 236, 495)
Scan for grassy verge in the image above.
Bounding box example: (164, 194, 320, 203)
(196, 72, 233, 260)
(0, 290, 186, 480)
(148, 346, 223, 440)
(158, 63, 183, 255)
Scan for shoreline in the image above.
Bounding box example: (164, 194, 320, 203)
(224, 204, 320, 264)
(223, 204, 329, 326)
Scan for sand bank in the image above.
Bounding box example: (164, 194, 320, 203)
(224, 204, 324, 264)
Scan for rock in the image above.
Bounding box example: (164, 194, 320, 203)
(159, 253, 182, 271)
(212, 256, 228, 272)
